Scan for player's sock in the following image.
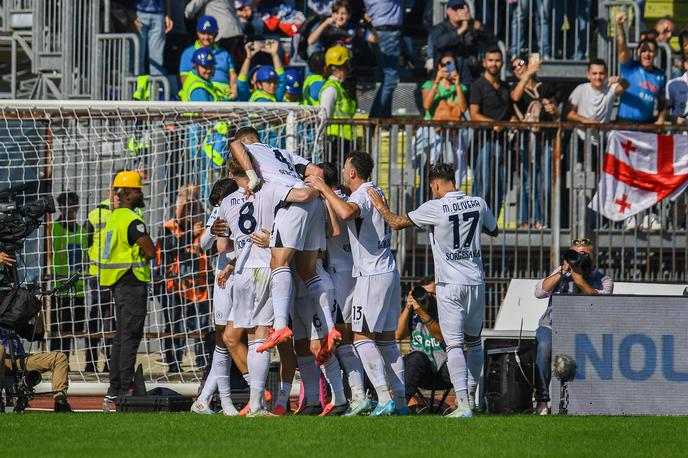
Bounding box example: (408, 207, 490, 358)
(446, 346, 470, 409)
(354, 339, 391, 404)
(336, 344, 366, 401)
(320, 357, 347, 406)
(465, 340, 484, 389)
(199, 357, 219, 403)
(248, 339, 270, 412)
(271, 267, 293, 330)
(297, 355, 321, 406)
(242, 372, 250, 384)
(276, 382, 292, 410)
(214, 346, 233, 403)
(305, 275, 336, 330)
(377, 340, 406, 406)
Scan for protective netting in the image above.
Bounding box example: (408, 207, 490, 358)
(0, 101, 326, 384)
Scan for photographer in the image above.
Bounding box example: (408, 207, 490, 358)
(396, 277, 452, 413)
(533, 238, 613, 415)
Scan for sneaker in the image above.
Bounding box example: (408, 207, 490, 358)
(294, 404, 323, 416)
(468, 388, 477, 412)
(256, 327, 293, 353)
(239, 403, 250, 416)
(263, 389, 273, 404)
(343, 398, 374, 416)
(273, 404, 290, 416)
(395, 405, 410, 416)
(370, 400, 396, 417)
(191, 399, 215, 415)
(220, 399, 239, 416)
(535, 401, 549, 415)
(320, 403, 349, 416)
(445, 405, 473, 418)
(316, 328, 343, 365)
(247, 408, 277, 417)
(54, 395, 73, 413)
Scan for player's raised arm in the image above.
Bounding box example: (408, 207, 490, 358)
(366, 187, 414, 230)
(230, 138, 261, 190)
(284, 186, 320, 203)
(305, 175, 360, 220)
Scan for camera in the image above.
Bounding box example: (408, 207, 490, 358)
(0, 183, 55, 252)
(562, 249, 592, 277)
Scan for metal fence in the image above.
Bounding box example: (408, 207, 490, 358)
(323, 119, 688, 326)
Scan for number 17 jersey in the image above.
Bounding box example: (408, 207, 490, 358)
(408, 191, 497, 285)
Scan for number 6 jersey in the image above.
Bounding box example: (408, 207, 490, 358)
(407, 191, 497, 285)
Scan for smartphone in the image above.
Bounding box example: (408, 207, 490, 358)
(529, 53, 540, 63)
(445, 60, 455, 74)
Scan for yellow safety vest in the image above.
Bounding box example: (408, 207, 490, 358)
(87, 200, 113, 277)
(301, 74, 325, 106)
(97, 208, 151, 287)
(179, 72, 219, 102)
(249, 88, 277, 102)
(320, 77, 356, 140)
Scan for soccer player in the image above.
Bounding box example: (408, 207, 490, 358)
(305, 152, 406, 416)
(220, 157, 320, 416)
(366, 163, 499, 418)
(317, 162, 368, 413)
(229, 127, 341, 363)
(192, 178, 240, 416)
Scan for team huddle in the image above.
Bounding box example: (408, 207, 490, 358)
(193, 126, 498, 417)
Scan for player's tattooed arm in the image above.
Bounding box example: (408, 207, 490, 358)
(366, 188, 414, 230)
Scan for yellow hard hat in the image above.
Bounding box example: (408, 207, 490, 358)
(113, 170, 143, 188)
(325, 46, 350, 67)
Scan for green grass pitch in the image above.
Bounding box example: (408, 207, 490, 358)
(4, 414, 688, 457)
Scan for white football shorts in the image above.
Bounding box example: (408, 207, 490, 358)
(328, 267, 355, 325)
(231, 267, 273, 329)
(270, 198, 326, 252)
(435, 282, 485, 349)
(213, 274, 234, 325)
(351, 269, 401, 333)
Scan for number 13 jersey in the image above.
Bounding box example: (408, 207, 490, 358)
(408, 191, 497, 285)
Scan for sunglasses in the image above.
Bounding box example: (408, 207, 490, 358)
(512, 60, 525, 70)
(572, 238, 592, 246)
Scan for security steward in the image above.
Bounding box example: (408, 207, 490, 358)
(98, 171, 155, 403)
(179, 48, 219, 102)
(319, 46, 357, 157)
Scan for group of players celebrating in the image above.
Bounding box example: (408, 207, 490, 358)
(191, 126, 498, 417)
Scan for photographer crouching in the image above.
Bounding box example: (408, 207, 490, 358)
(0, 251, 72, 413)
(396, 277, 453, 413)
(533, 238, 613, 415)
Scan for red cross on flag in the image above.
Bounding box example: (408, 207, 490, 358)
(589, 130, 688, 221)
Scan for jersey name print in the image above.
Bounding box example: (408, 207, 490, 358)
(244, 142, 310, 188)
(408, 191, 497, 285)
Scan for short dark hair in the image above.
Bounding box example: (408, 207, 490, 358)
(346, 151, 374, 180)
(209, 178, 238, 206)
(588, 58, 607, 70)
(308, 51, 325, 75)
(57, 191, 79, 208)
(679, 30, 688, 49)
(332, 0, 351, 14)
(428, 163, 456, 185)
(317, 162, 339, 187)
(637, 37, 658, 52)
(234, 126, 260, 143)
(484, 44, 502, 58)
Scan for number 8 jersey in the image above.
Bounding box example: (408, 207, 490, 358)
(408, 191, 497, 285)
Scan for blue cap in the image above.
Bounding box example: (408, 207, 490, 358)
(255, 65, 278, 82)
(197, 15, 218, 33)
(192, 48, 216, 67)
(284, 69, 303, 96)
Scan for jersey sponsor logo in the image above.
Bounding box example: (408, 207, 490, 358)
(445, 248, 481, 261)
(442, 199, 481, 213)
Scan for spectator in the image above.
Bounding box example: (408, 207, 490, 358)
(420, 50, 467, 120)
(469, 45, 513, 216)
(184, 0, 243, 56)
(395, 278, 453, 413)
(302, 51, 327, 106)
(364, 0, 403, 118)
(283, 69, 304, 102)
(235, 0, 264, 37)
(533, 238, 613, 415)
(615, 11, 666, 124)
(568, 59, 627, 135)
(179, 16, 238, 101)
(653, 18, 675, 43)
(133, 0, 173, 76)
(510, 0, 551, 59)
(238, 40, 286, 102)
(666, 58, 688, 124)
(1, 312, 72, 412)
(428, 0, 495, 86)
(49, 192, 88, 368)
(179, 48, 219, 102)
(671, 30, 688, 79)
(306, 0, 377, 62)
(320, 46, 357, 153)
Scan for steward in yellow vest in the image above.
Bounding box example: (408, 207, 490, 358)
(178, 48, 219, 102)
(320, 46, 357, 142)
(100, 171, 156, 402)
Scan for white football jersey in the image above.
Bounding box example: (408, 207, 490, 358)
(243, 142, 310, 188)
(326, 189, 354, 272)
(205, 206, 232, 274)
(219, 183, 289, 268)
(408, 191, 497, 285)
(346, 182, 396, 277)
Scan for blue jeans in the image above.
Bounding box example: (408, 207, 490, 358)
(369, 30, 401, 118)
(518, 134, 549, 225)
(510, 0, 552, 58)
(472, 140, 505, 217)
(535, 326, 552, 402)
(137, 11, 166, 75)
(553, 0, 588, 59)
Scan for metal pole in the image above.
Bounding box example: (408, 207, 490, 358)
(550, 126, 561, 269)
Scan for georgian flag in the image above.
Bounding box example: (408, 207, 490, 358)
(589, 131, 688, 221)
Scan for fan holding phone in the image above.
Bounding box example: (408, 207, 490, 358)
(421, 51, 468, 121)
